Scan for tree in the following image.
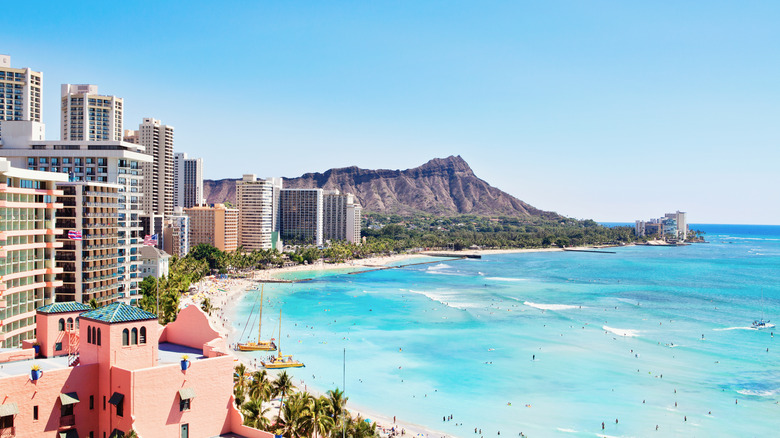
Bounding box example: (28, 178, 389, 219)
(303, 394, 334, 438)
(242, 396, 271, 430)
(273, 370, 296, 424)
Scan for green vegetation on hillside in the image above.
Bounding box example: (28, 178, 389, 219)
(361, 213, 640, 250)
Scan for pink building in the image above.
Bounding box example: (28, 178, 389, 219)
(0, 302, 272, 438)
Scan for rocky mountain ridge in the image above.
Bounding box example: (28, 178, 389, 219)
(203, 156, 559, 218)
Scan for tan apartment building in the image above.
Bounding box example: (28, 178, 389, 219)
(185, 204, 238, 252)
(0, 157, 66, 348)
(125, 118, 174, 216)
(55, 182, 122, 306)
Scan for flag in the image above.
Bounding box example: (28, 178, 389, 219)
(143, 234, 158, 246)
(67, 230, 82, 240)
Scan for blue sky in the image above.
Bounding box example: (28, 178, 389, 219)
(4, 1, 779, 224)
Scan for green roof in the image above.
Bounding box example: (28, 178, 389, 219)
(79, 302, 158, 324)
(37, 302, 92, 314)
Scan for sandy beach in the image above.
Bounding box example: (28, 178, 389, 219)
(180, 252, 452, 438)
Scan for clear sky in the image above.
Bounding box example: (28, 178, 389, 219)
(4, 1, 779, 224)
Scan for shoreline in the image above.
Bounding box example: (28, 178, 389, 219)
(180, 252, 450, 437)
(178, 246, 636, 437)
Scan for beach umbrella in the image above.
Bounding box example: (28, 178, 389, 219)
(364, 418, 371, 423)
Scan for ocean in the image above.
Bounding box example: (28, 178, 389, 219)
(231, 224, 780, 437)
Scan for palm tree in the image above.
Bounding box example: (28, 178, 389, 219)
(249, 369, 274, 403)
(303, 394, 334, 438)
(234, 364, 249, 396)
(273, 370, 296, 423)
(242, 396, 272, 430)
(347, 415, 378, 438)
(327, 388, 349, 433)
(278, 392, 311, 438)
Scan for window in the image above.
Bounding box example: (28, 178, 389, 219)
(33, 405, 38, 420)
(116, 399, 123, 417)
(131, 328, 138, 345)
(122, 329, 129, 346)
(88, 325, 92, 343)
(179, 398, 191, 411)
(67, 317, 73, 330)
(140, 326, 146, 344)
(55, 342, 62, 351)
(97, 328, 101, 346)
(58, 318, 65, 331)
(90, 395, 94, 409)
(103, 396, 106, 410)
(91, 326, 96, 344)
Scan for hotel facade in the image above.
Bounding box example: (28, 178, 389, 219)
(0, 157, 66, 348)
(185, 203, 238, 252)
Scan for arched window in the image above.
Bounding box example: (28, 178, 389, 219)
(122, 329, 129, 346)
(131, 328, 138, 345)
(75, 317, 80, 329)
(87, 325, 92, 344)
(139, 327, 147, 344)
(67, 317, 73, 330)
(91, 327, 96, 344)
(96, 328, 101, 346)
(58, 318, 65, 331)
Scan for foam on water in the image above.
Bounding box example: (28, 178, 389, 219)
(486, 277, 527, 282)
(524, 301, 581, 311)
(602, 325, 640, 337)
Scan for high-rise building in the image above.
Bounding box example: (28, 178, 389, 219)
(185, 204, 239, 252)
(126, 118, 174, 217)
(279, 188, 324, 246)
(161, 207, 189, 258)
(346, 202, 362, 244)
(56, 182, 122, 306)
(0, 55, 42, 143)
(237, 175, 281, 250)
(174, 152, 204, 208)
(0, 121, 153, 303)
(0, 157, 67, 348)
(60, 84, 123, 142)
(323, 190, 362, 244)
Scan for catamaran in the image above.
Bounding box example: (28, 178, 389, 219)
(237, 285, 277, 351)
(752, 290, 774, 330)
(262, 309, 304, 369)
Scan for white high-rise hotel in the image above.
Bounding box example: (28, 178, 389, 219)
(236, 175, 282, 250)
(60, 84, 123, 142)
(0, 55, 42, 142)
(174, 152, 204, 208)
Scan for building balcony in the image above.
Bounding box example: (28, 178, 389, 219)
(0, 183, 64, 197)
(59, 414, 76, 427)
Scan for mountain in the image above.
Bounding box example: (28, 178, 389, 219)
(203, 156, 560, 218)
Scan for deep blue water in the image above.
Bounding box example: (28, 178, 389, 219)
(233, 224, 780, 437)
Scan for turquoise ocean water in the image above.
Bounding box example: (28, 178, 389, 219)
(232, 224, 780, 437)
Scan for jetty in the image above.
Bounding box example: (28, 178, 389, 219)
(423, 252, 481, 259)
(257, 278, 314, 283)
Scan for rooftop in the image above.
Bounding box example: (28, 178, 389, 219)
(37, 302, 92, 314)
(79, 302, 158, 324)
